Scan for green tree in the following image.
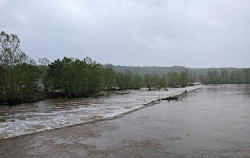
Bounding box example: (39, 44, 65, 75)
(102, 67, 116, 90)
(132, 74, 143, 89)
(179, 71, 189, 87)
(0, 31, 40, 104)
(45, 57, 106, 98)
(13, 63, 40, 102)
(220, 70, 229, 83)
(143, 74, 153, 89)
(167, 72, 179, 87)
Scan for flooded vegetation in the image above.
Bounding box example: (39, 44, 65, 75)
(1, 31, 250, 106)
(0, 30, 196, 105)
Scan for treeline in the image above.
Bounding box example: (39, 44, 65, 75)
(112, 65, 242, 81)
(0, 31, 195, 105)
(43, 58, 194, 98)
(112, 71, 193, 90)
(3, 31, 250, 105)
(199, 69, 250, 84)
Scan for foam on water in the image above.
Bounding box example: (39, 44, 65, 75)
(0, 86, 201, 139)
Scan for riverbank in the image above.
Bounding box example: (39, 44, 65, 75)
(0, 86, 201, 139)
(0, 84, 249, 158)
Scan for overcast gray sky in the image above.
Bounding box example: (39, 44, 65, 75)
(0, 0, 249, 68)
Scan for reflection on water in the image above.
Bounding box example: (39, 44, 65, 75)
(0, 86, 199, 139)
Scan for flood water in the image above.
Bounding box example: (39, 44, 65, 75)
(0, 86, 199, 139)
(78, 84, 250, 157)
(0, 84, 249, 157)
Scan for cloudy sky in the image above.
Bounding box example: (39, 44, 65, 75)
(0, 0, 249, 67)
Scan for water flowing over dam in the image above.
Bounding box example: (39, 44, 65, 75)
(0, 86, 200, 139)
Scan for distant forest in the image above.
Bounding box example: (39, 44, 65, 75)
(111, 65, 250, 84)
(1, 31, 250, 105)
(111, 65, 246, 81)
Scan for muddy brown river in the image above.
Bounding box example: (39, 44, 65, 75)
(0, 84, 250, 158)
(0, 87, 199, 139)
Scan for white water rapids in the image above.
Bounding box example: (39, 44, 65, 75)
(0, 86, 201, 139)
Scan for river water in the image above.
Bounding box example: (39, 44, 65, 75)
(0, 86, 199, 139)
(0, 84, 249, 157)
(78, 84, 250, 157)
